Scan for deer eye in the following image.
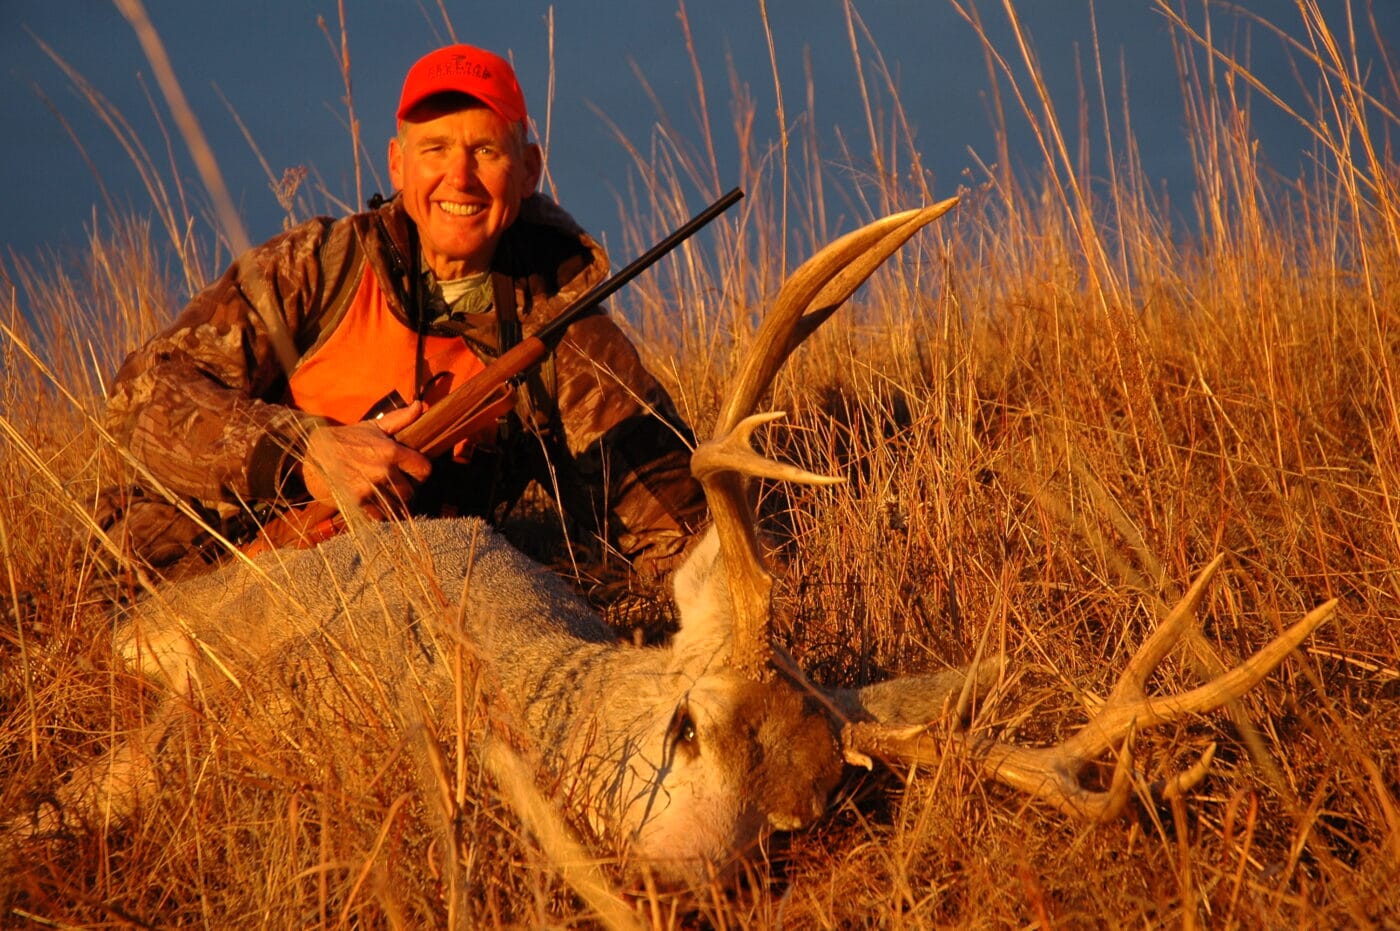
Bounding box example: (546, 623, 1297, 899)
(668, 705, 699, 758)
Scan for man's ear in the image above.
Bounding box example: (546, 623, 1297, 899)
(523, 142, 543, 194)
(387, 135, 404, 192)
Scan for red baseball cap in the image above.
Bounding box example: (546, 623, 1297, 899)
(396, 44, 527, 124)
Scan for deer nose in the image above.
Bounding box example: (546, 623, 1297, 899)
(766, 795, 827, 832)
(768, 811, 805, 831)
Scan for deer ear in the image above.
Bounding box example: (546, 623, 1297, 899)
(668, 526, 736, 665)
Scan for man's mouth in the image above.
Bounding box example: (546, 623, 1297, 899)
(437, 202, 484, 217)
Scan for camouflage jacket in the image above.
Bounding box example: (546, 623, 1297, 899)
(104, 193, 707, 578)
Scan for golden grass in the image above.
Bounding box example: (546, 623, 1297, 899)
(3, 0, 1400, 926)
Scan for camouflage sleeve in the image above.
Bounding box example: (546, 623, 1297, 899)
(550, 312, 707, 580)
(104, 221, 340, 504)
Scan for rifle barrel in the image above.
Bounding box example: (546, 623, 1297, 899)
(534, 186, 743, 348)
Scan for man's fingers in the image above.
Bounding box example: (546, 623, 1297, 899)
(396, 449, 434, 484)
(303, 414, 431, 507)
(373, 400, 426, 436)
(375, 404, 432, 485)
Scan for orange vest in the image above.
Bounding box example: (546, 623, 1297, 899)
(286, 266, 503, 449)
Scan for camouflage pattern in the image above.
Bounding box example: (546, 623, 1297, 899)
(100, 193, 706, 584)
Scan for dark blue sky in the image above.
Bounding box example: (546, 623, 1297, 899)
(2, 1, 1395, 275)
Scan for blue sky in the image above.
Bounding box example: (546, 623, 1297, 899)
(2, 1, 1395, 276)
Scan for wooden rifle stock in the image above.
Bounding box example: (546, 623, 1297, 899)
(243, 187, 744, 556)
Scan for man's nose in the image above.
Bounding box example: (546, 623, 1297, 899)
(445, 146, 476, 188)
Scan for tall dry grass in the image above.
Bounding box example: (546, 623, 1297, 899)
(3, 0, 1399, 926)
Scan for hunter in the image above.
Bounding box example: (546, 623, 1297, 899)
(96, 43, 706, 592)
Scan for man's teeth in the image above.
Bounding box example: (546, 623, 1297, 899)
(438, 202, 483, 217)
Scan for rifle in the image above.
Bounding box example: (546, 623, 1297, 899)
(243, 186, 744, 556)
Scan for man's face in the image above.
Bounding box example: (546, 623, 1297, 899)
(388, 100, 541, 279)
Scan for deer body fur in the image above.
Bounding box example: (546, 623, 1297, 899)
(59, 517, 853, 885)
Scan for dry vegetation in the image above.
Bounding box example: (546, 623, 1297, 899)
(3, 0, 1399, 927)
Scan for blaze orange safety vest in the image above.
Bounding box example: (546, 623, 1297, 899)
(286, 265, 505, 450)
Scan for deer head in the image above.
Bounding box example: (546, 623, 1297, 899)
(559, 200, 962, 883)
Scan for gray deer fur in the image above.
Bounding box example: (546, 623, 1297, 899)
(46, 516, 968, 886)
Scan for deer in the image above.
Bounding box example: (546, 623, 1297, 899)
(8, 200, 1336, 889)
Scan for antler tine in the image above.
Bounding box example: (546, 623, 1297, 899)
(785, 197, 960, 358)
(842, 562, 1336, 822)
(1104, 553, 1225, 706)
(695, 198, 959, 679)
(1059, 560, 1336, 762)
(714, 198, 959, 437)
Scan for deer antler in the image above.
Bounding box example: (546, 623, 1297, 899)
(691, 198, 960, 679)
(843, 556, 1337, 820)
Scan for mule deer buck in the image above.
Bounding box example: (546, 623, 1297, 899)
(11, 200, 1335, 888)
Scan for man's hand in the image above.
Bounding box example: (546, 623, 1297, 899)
(301, 402, 433, 509)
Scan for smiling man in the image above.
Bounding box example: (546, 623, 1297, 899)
(97, 44, 707, 590)
(390, 83, 541, 279)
